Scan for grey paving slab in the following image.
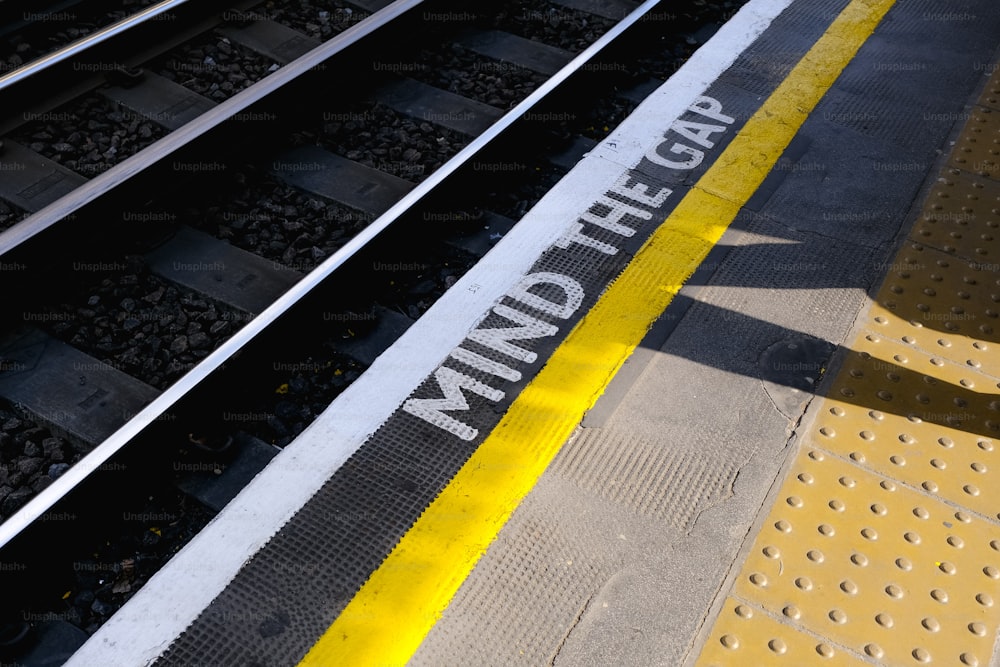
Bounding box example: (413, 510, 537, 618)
(751, 120, 928, 246)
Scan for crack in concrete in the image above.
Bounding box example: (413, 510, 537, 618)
(549, 590, 597, 666)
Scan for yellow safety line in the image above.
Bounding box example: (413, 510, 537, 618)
(299, 0, 896, 664)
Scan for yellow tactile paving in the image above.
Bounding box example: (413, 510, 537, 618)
(868, 242, 1000, 359)
(698, 598, 861, 666)
(910, 170, 1000, 266)
(732, 449, 1000, 666)
(949, 105, 1000, 183)
(814, 334, 1000, 522)
(978, 65, 1000, 112)
(694, 56, 1000, 667)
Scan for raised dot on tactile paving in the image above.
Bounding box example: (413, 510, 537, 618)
(828, 609, 847, 624)
(775, 520, 792, 533)
(840, 580, 858, 595)
(795, 577, 813, 591)
(762, 546, 780, 558)
(870, 503, 888, 516)
(964, 484, 981, 496)
(896, 557, 912, 571)
(720, 634, 739, 649)
(787, 496, 803, 508)
(948, 535, 965, 548)
(913, 507, 930, 519)
(877, 390, 893, 401)
(797, 473, 814, 484)
(734, 604, 753, 618)
(783, 605, 801, 620)
(976, 593, 993, 607)
(886, 584, 904, 599)
(955, 511, 971, 523)
(905, 531, 921, 544)
(874, 612, 893, 627)
(829, 499, 846, 512)
(940, 437, 955, 448)
(852, 553, 869, 567)
(930, 458, 946, 470)
(861, 527, 878, 540)
(971, 461, 987, 473)
(899, 433, 916, 444)
(984, 566, 999, 579)
(938, 562, 956, 575)
(913, 648, 931, 663)
(930, 589, 948, 603)
(859, 431, 875, 442)
(864, 644, 884, 659)
(869, 410, 884, 420)
(969, 621, 987, 636)
(921, 617, 941, 632)
(749, 573, 767, 587)
(768, 639, 787, 655)
(890, 455, 906, 466)
(807, 549, 824, 563)
(816, 643, 834, 658)
(923, 480, 939, 493)
(978, 440, 993, 451)
(961, 653, 980, 666)
(818, 524, 835, 536)
(839, 476, 856, 488)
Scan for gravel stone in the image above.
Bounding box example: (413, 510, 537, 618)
(1, 487, 33, 515)
(18, 458, 43, 477)
(48, 463, 71, 479)
(10, 95, 166, 177)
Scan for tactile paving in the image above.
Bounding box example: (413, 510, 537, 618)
(698, 597, 865, 666)
(866, 242, 1000, 377)
(703, 449, 1000, 666)
(910, 170, 1000, 265)
(695, 50, 1000, 667)
(949, 105, 1000, 183)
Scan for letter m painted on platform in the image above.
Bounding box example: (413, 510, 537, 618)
(402, 367, 503, 440)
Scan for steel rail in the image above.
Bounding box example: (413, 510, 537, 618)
(0, 0, 667, 550)
(0, 0, 423, 257)
(0, 0, 191, 91)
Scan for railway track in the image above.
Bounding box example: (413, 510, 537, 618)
(0, 0, 743, 662)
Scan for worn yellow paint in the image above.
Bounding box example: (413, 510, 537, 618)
(299, 0, 896, 664)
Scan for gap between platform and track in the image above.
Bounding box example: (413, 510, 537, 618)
(67, 1, 799, 664)
(300, 0, 897, 664)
